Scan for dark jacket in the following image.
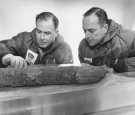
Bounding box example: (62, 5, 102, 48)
(0, 29, 73, 66)
(79, 19, 135, 72)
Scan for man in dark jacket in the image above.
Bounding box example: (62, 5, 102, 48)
(0, 12, 73, 68)
(78, 7, 135, 73)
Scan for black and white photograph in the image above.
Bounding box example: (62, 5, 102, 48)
(0, 0, 135, 114)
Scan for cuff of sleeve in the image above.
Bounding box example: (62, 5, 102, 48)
(113, 59, 125, 73)
(2, 54, 14, 66)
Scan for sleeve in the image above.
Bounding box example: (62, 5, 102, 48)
(1, 33, 24, 57)
(113, 57, 135, 72)
(0, 41, 10, 67)
(78, 40, 85, 63)
(58, 42, 73, 64)
(0, 33, 24, 67)
(113, 32, 135, 73)
(0, 40, 9, 58)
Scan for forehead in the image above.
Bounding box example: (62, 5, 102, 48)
(82, 14, 100, 29)
(36, 19, 55, 31)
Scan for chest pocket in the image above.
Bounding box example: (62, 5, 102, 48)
(45, 59, 56, 65)
(40, 54, 57, 65)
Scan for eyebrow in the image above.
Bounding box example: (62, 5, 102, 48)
(36, 28, 41, 32)
(83, 28, 96, 31)
(36, 28, 51, 34)
(88, 29, 96, 31)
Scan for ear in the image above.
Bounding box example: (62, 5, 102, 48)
(55, 29, 59, 37)
(103, 24, 108, 33)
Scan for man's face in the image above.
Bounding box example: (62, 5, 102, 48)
(82, 14, 107, 46)
(36, 19, 58, 48)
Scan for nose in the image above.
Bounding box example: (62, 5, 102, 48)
(40, 33, 45, 40)
(85, 31, 91, 38)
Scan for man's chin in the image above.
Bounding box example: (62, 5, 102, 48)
(88, 43, 95, 46)
(39, 44, 47, 49)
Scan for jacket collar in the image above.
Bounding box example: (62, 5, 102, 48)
(100, 19, 123, 44)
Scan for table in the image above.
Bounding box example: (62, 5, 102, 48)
(0, 72, 135, 115)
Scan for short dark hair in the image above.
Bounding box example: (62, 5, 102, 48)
(83, 7, 108, 27)
(36, 12, 59, 29)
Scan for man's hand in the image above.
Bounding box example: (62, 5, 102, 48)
(2, 54, 27, 68)
(10, 56, 27, 68)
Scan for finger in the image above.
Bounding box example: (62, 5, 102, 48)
(19, 60, 24, 68)
(11, 59, 16, 68)
(24, 60, 28, 68)
(15, 60, 20, 68)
